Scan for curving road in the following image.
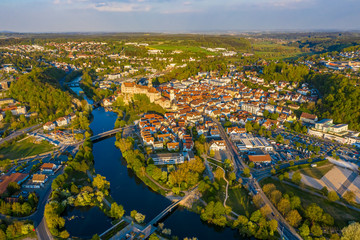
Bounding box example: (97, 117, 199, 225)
(208, 115, 302, 240)
(0, 124, 42, 146)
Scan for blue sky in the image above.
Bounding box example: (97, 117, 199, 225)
(0, 0, 359, 32)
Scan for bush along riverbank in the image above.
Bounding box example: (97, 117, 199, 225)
(44, 138, 125, 238)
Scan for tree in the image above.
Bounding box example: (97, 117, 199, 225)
(214, 167, 224, 181)
(59, 230, 70, 239)
(250, 210, 262, 222)
(328, 191, 340, 202)
(343, 190, 356, 204)
(4, 110, 13, 123)
(92, 174, 110, 192)
(149, 233, 160, 240)
(322, 213, 334, 226)
(135, 212, 146, 223)
(233, 215, 248, 228)
(228, 172, 236, 185)
(0, 230, 5, 240)
(330, 233, 340, 240)
(7, 182, 20, 195)
(342, 222, 360, 240)
(263, 183, 276, 196)
(292, 172, 302, 184)
(284, 172, 289, 180)
(243, 167, 250, 177)
(290, 196, 301, 210)
(270, 168, 276, 175)
(110, 203, 125, 219)
(260, 204, 272, 217)
(91, 234, 101, 240)
(224, 159, 233, 170)
(249, 162, 255, 168)
(268, 219, 278, 236)
(285, 210, 302, 227)
(253, 194, 263, 208)
(305, 203, 323, 222)
(130, 210, 137, 219)
(245, 121, 253, 132)
(21, 202, 32, 216)
(200, 201, 228, 227)
(321, 186, 328, 196)
(311, 223, 323, 237)
(299, 224, 310, 237)
(270, 190, 282, 205)
(276, 134, 284, 143)
(277, 198, 291, 215)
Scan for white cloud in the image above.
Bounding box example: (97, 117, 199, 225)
(261, 0, 314, 9)
(90, 2, 152, 12)
(53, 0, 152, 12)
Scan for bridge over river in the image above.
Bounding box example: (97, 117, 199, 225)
(99, 193, 193, 240)
(89, 125, 136, 142)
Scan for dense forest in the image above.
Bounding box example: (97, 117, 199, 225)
(156, 57, 228, 84)
(261, 62, 309, 83)
(289, 36, 360, 53)
(9, 67, 74, 121)
(308, 73, 360, 130)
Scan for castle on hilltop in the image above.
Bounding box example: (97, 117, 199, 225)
(120, 79, 173, 109)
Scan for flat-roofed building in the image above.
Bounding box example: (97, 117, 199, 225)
(248, 154, 272, 163)
(149, 153, 185, 165)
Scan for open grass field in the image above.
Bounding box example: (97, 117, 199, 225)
(251, 41, 309, 60)
(148, 44, 215, 55)
(297, 163, 334, 180)
(260, 177, 360, 228)
(227, 187, 256, 218)
(0, 137, 55, 160)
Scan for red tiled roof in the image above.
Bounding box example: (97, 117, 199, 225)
(0, 173, 28, 194)
(248, 155, 271, 162)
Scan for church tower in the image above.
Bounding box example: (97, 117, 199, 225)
(170, 90, 175, 101)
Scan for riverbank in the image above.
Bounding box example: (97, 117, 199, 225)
(64, 77, 249, 240)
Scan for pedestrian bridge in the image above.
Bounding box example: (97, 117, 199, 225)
(90, 125, 135, 142)
(99, 195, 190, 240)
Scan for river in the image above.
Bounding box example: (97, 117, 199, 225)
(65, 76, 243, 239)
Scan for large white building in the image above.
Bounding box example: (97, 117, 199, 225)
(149, 153, 184, 165)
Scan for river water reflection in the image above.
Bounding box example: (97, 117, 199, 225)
(65, 79, 244, 239)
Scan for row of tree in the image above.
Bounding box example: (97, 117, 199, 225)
(262, 183, 337, 239)
(0, 220, 35, 240)
(0, 192, 38, 217)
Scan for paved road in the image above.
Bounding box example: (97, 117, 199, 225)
(209, 116, 302, 240)
(0, 124, 42, 146)
(30, 169, 64, 240)
(209, 116, 245, 174)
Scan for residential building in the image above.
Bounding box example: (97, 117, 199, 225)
(209, 140, 227, 151)
(149, 153, 185, 165)
(300, 112, 318, 124)
(40, 163, 56, 174)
